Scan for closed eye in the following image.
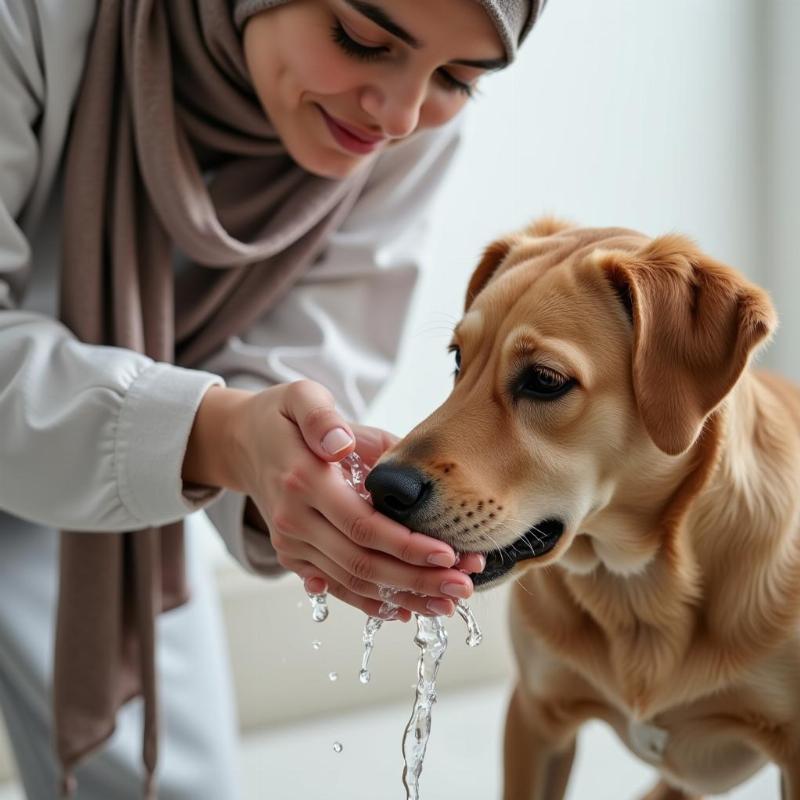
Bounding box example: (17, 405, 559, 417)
(331, 20, 476, 96)
(331, 20, 388, 61)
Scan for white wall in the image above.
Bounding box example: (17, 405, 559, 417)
(763, 0, 800, 379)
(366, 0, 766, 435)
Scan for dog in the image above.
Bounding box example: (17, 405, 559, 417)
(364, 219, 800, 799)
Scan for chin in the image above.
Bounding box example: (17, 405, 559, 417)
(289, 139, 367, 180)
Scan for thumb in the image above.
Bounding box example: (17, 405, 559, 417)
(281, 380, 355, 462)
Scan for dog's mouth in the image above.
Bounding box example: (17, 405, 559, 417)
(471, 519, 565, 587)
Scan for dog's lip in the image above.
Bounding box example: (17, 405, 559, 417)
(470, 519, 565, 587)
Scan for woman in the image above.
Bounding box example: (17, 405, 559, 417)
(0, 0, 545, 797)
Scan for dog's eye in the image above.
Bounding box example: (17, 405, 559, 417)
(516, 366, 575, 400)
(448, 345, 461, 377)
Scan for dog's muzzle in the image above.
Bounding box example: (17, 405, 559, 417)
(365, 462, 564, 586)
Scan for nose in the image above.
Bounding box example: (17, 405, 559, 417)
(364, 462, 431, 523)
(360, 78, 426, 139)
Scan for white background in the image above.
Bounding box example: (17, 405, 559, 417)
(366, 0, 798, 437)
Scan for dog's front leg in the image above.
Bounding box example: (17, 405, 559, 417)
(503, 683, 578, 800)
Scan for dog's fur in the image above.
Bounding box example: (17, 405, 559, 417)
(378, 220, 800, 799)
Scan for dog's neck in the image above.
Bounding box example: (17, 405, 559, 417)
(527, 371, 800, 716)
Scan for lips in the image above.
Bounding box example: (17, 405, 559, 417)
(471, 519, 565, 587)
(317, 105, 385, 155)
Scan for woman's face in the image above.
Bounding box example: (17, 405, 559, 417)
(243, 0, 505, 178)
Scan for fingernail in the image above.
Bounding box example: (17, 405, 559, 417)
(427, 552, 455, 568)
(426, 598, 454, 616)
(477, 554, 487, 571)
(322, 427, 354, 455)
(441, 581, 471, 599)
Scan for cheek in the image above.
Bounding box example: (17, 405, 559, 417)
(252, 23, 362, 102)
(419, 94, 468, 129)
(286, 43, 364, 96)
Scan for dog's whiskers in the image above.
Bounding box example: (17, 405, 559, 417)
(482, 530, 511, 566)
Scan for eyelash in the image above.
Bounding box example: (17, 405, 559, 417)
(330, 22, 475, 97)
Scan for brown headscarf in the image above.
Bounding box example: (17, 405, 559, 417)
(55, 1, 371, 796)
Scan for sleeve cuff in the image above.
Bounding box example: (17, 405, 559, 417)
(114, 361, 225, 527)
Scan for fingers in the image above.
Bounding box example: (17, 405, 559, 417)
(313, 473, 459, 568)
(297, 547, 458, 617)
(455, 551, 486, 575)
(304, 576, 327, 595)
(281, 380, 355, 462)
(277, 450, 460, 569)
(325, 577, 413, 622)
(283, 506, 472, 601)
(292, 563, 412, 621)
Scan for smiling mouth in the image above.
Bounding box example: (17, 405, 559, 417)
(317, 105, 385, 155)
(471, 519, 565, 587)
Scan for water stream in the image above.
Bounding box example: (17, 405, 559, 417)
(310, 452, 483, 799)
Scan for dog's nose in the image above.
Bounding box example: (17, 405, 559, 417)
(364, 462, 431, 523)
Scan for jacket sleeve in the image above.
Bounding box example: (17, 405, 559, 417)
(201, 118, 465, 574)
(0, 0, 225, 532)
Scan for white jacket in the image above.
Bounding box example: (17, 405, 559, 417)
(0, 0, 462, 572)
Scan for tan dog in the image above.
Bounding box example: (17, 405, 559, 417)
(364, 219, 800, 799)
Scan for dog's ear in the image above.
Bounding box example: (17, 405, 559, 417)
(600, 235, 777, 455)
(465, 239, 511, 311)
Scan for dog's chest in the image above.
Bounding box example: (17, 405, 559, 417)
(617, 710, 768, 794)
(600, 655, 798, 795)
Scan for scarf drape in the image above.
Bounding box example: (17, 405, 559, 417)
(56, 2, 371, 795)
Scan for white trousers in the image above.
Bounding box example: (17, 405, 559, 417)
(0, 512, 243, 800)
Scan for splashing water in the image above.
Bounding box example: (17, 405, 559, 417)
(333, 741, 343, 753)
(342, 452, 483, 798)
(402, 615, 448, 800)
(455, 600, 483, 647)
(359, 614, 383, 684)
(359, 585, 403, 684)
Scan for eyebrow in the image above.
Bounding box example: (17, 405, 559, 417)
(344, 0, 420, 48)
(343, 0, 507, 71)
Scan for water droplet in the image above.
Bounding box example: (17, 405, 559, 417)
(333, 741, 343, 753)
(359, 669, 370, 684)
(312, 640, 322, 651)
(455, 600, 483, 647)
(328, 671, 338, 682)
(307, 591, 329, 623)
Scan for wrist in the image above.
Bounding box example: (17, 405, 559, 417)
(182, 385, 254, 492)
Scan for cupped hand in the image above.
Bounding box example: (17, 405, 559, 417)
(231, 380, 484, 620)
